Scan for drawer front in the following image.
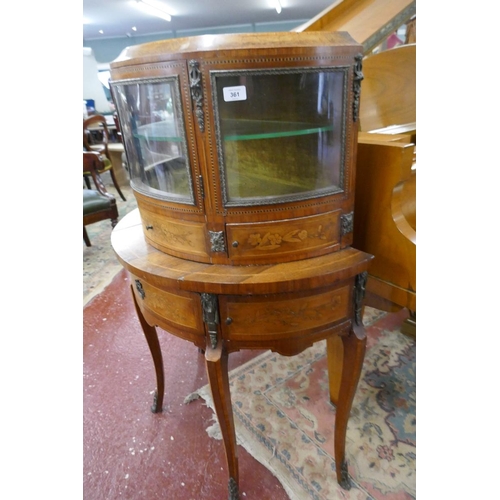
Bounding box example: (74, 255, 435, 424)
(139, 207, 210, 261)
(221, 285, 350, 340)
(131, 274, 203, 335)
(226, 211, 341, 264)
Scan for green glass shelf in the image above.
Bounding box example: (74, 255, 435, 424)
(134, 118, 333, 143)
(222, 119, 333, 142)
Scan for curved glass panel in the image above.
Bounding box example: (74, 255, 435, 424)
(211, 68, 347, 206)
(111, 77, 194, 204)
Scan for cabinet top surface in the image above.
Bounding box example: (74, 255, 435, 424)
(111, 209, 372, 295)
(111, 31, 361, 68)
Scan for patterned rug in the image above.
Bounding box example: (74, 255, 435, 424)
(83, 175, 137, 307)
(188, 308, 416, 500)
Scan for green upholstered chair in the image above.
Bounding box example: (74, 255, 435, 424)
(83, 114, 126, 201)
(83, 151, 119, 247)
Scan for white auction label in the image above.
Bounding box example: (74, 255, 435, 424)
(223, 86, 247, 102)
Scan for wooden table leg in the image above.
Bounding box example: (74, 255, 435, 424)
(130, 285, 165, 413)
(334, 322, 367, 490)
(205, 343, 239, 500)
(326, 335, 343, 405)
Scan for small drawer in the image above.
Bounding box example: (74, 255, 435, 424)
(226, 210, 341, 264)
(131, 274, 204, 337)
(220, 284, 350, 341)
(138, 207, 210, 261)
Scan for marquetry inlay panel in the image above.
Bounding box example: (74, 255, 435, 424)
(138, 208, 210, 261)
(226, 211, 341, 264)
(130, 274, 204, 334)
(221, 285, 350, 339)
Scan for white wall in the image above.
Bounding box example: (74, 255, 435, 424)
(84, 19, 308, 64)
(83, 47, 111, 114)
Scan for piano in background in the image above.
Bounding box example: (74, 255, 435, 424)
(294, 1, 417, 335)
(293, 0, 416, 55)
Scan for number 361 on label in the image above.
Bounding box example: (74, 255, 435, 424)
(223, 86, 247, 102)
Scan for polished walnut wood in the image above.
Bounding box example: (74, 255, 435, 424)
(358, 131, 413, 143)
(353, 41, 416, 328)
(109, 32, 374, 498)
(353, 140, 416, 313)
(112, 210, 372, 497)
(354, 41, 416, 332)
(358, 43, 416, 138)
(293, 0, 416, 54)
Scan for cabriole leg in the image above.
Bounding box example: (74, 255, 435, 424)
(130, 285, 165, 413)
(334, 323, 367, 490)
(326, 334, 344, 405)
(205, 343, 239, 500)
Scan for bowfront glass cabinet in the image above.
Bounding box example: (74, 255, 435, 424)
(110, 32, 364, 266)
(109, 33, 372, 499)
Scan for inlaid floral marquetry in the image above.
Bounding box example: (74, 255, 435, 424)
(248, 227, 316, 250)
(222, 285, 350, 338)
(131, 274, 202, 331)
(227, 210, 341, 263)
(139, 208, 210, 260)
(159, 225, 194, 248)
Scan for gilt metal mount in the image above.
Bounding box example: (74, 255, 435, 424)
(228, 477, 239, 499)
(201, 293, 219, 349)
(188, 60, 205, 132)
(340, 212, 354, 236)
(339, 460, 352, 490)
(209, 230, 226, 253)
(354, 272, 368, 326)
(151, 390, 161, 414)
(352, 53, 364, 123)
(135, 279, 145, 300)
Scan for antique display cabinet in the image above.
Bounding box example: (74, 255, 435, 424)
(109, 32, 371, 499)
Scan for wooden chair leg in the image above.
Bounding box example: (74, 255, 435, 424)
(334, 323, 367, 490)
(84, 175, 92, 189)
(205, 343, 239, 500)
(130, 285, 165, 413)
(109, 168, 126, 201)
(83, 226, 91, 247)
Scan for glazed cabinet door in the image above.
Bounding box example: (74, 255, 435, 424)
(197, 55, 360, 264)
(111, 68, 201, 208)
(210, 67, 348, 208)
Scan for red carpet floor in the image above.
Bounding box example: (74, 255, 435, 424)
(83, 268, 289, 499)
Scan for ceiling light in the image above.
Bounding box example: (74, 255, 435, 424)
(136, 0, 172, 22)
(274, 0, 282, 14)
